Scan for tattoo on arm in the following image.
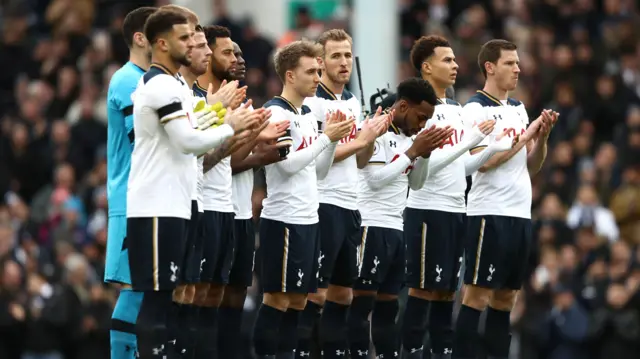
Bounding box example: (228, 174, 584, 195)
(203, 140, 232, 173)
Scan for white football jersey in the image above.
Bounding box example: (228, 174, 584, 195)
(261, 96, 324, 224)
(230, 102, 256, 220)
(464, 90, 531, 219)
(304, 83, 362, 210)
(202, 156, 233, 213)
(127, 65, 197, 219)
(407, 98, 467, 213)
(232, 169, 253, 220)
(357, 124, 416, 231)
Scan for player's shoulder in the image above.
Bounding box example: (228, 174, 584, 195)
(443, 98, 461, 106)
(465, 90, 503, 108)
(264, 96, 311, 116)
(142, 65, 182, 88)
(109, 63, 144, 94)
(192, 81, 208, 99)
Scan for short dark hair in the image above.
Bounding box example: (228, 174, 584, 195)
(144, 9, 189, 44)
(159, 4, 199, 25)
(273, 40, 322, 82)
(396, 77, 438, 106)
(410, 35, 450, 73)
(477, 39, 518, 78)
(203, 25, 231, 46)
(122, 7, 156, 48)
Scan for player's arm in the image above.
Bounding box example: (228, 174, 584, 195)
(425, 119, 495, 175)
(270, 106, 331, 175)
(463, 103, 535, 173)
(333, 136, 368, 163)
(354, 108, 391, 168)
(360, 137, 414, 190)
(407, 156, 430, 190)
(334, 110, 388, 163)
(113, 76, 139, 146)
(153, 77, 234, 155)
(526, 110, 557, 175)
(356, 142, 375, 169)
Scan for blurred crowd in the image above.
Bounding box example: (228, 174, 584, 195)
(0, 0, 639, 358)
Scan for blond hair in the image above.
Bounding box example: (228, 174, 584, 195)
(317, 29, 352, 56)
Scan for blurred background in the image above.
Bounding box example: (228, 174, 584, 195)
(0, 0, 639, 358)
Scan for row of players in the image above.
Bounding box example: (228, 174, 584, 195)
(105, 5, 559, 359)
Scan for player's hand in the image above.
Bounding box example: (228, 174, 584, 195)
(360, 107, 392, 144)
(224, 106, 261, 133)
(323, 110, 355, 142)
(407, 125, 454, 159)
(466, 119, 496, 147)
(207, 80, 239, 108)
(228, 86, 248, 110)
(258, 119, 290, 142)
(537, 109, 558, 140)
(488, 128, 516, 152)
(255, 141, 291, 164)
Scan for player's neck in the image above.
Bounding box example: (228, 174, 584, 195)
(179, 68, 197, 88)
(422, 74, 447, 99)
(281, 86, 305, 109)
(320, 76, 345, 96)
(482, 81, 508, 101)
(197, 73, 223, 93)
(150, 54, 179, 76)
(129, 48, 150, 71)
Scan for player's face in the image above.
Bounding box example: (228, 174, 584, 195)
(168, 23, 195, 67)
(230, 42, 246, 81)
(494, 49, 520, 91)
(397, 100, 435, 136)
(321, 40, 352, 85)
(188, 32, 212, 76)
(290, 56, 321, 98)
(427, 46, 458, 88)
(210, 37, 236, 81)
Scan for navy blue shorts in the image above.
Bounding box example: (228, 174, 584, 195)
(201, 211, 235, 284)
(404, 208, 465, 291)
(463, 215, 532, 290)
(179, 201, 204, 284)
(127, 216, 187, 291)
(259, 218, 320, 294)
(353, 226, 405, 295)
(317, 203, 361, 288)
(228, 218, 256, 287)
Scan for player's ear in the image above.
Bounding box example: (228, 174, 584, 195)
(484, 61, 494, 76)
(133, 32, 147, 48)
(421, 60, 431, 76)
(316, 56, 325, 70)
(286, 70, 294, 84)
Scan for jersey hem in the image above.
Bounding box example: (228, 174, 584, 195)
(261, 214, 319, 225)
(465, 210, 531, 219)
(406, 205, 466, 213)
(319, 198, 358, 210)
(360, 220, 403, 232)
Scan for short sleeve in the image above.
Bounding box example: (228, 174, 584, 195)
(369, 136, 387, 165)
(267, 106, 293, 146)
(146, 75, 188, 124)
(462, 102, 490, 148)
